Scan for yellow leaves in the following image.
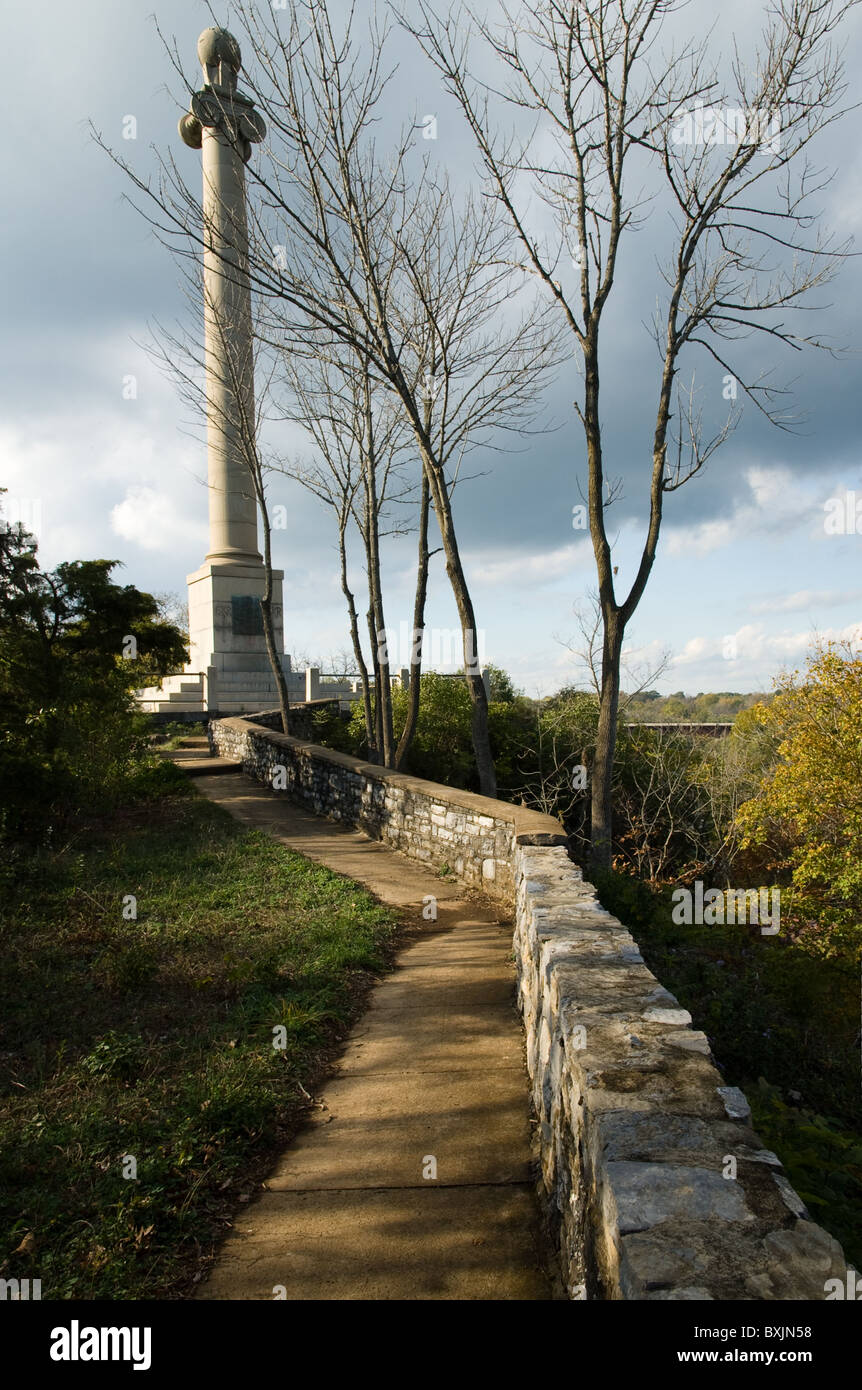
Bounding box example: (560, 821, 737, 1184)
(11, 1231, 36, 1258)
(132, 1224, 154, 1250)
(732, 639, 862, 958)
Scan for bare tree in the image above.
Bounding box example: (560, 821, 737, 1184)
(405, 0, 856, 862)
(614, 726, 715, 882)
(276, 343, 427, 765)
(100, 0, 560, 797)
(283, 398, 376, 752)
(151, 591, 189, 665)
(565, 587, 672, 708)
(517, 697, 593, 827)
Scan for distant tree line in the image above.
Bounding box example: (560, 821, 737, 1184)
(624, 690, 769, 723)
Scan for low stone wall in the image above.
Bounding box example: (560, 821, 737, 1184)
(248, 701, 341, 743)
(514, 843, 847, 1300)
(208, 715, 566, 897)
(208, 714, 847, 1300)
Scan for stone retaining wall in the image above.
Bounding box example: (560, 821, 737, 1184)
(208, 714, 847, 1300)
(248, 701, 341, 743)
(208, 715, 565, 898)
(514, 843, 847, 1300)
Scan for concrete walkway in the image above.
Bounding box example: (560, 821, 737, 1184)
(183, 759, 557, 1300)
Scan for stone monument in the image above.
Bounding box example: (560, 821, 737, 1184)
(137, 27, 291, 715)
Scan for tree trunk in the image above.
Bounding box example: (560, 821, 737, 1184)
(418, 446, 496, 797)
(437, 502, 495, 796)
(590, 615, 623, 871)
(464, 628, 495, 799)
(338, 512, 374, 755)
(395, 467, 431, 770)
(362, 397, 394, 767)
(366, 601, 384, 764)
(367, 558, 394, 766)
(259, 499, 291, 736)
(382, 368, 496, 794)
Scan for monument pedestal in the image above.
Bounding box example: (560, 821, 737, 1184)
(187, 560, 284, 675)
(136, 562, 291, 717)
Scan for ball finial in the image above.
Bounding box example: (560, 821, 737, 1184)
(197, 27, 242, 76)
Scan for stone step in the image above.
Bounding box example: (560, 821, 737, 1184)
(215, 705, 280, 714)
(142, 676, 204, 692)
(163, 750, 242, 776)
(141, 701, 205, 714)
(217, 677, 285, 687)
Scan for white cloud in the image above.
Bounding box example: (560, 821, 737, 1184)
(468, 540, 592, 588)
(0, 409, 212, 568)
(665, 517, 735, 556)
(672, 620, 862, 673)
(111, 484, 207, 553)
(664, 463, 846, 557)
(748, 588, 862, 614)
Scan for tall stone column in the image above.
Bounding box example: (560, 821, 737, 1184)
(180, 27, 264, 564)
(177, 27, 286, 698)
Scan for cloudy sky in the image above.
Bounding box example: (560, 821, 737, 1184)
(3, 0, 861, 696)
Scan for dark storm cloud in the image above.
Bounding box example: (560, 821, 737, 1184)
(1, 0, 860, 693)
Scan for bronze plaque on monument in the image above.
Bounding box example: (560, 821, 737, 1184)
(231, 595, 264, 636)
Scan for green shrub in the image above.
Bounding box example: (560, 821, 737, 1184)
(79, 1032, 146, 1082)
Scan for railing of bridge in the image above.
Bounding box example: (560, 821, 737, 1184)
(624, 721, 734, 736)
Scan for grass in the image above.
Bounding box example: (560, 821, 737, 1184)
(0, 774, 400, 1299)
(594, 869, 862, 1271)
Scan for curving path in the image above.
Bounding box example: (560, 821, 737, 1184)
(173, 746, 558, 1301)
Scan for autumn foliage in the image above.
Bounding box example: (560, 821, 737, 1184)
(736, 640, 862, 960)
